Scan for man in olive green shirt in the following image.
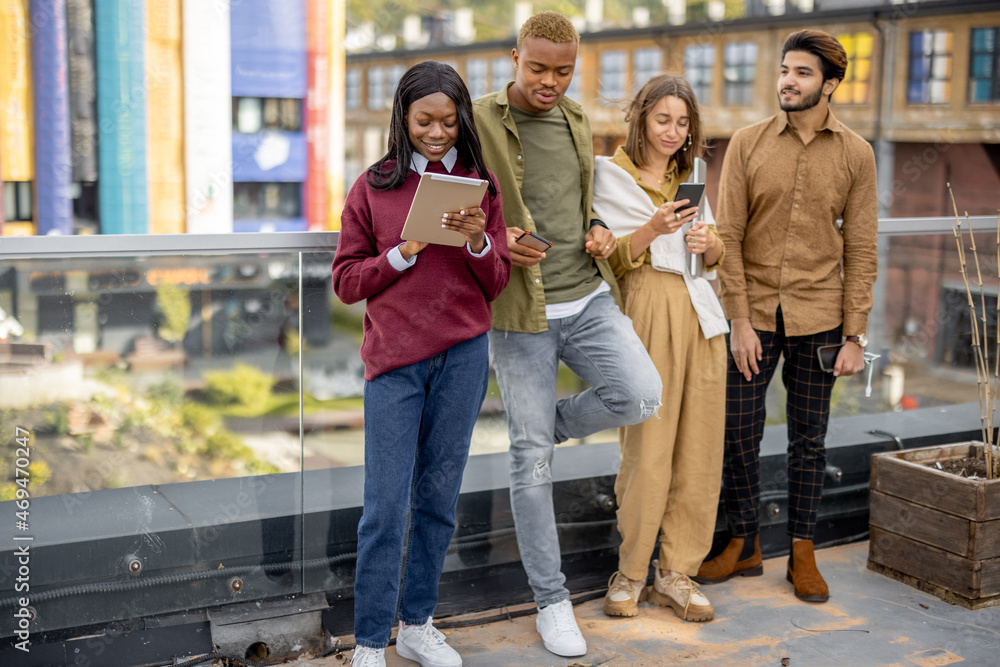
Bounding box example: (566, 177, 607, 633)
(697, 29, 877, 604)
(472, 11, 661, 659)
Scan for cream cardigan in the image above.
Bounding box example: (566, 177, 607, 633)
(593, 155, 729, 339)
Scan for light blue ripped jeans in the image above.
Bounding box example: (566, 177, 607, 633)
(488, 292, 663, 607)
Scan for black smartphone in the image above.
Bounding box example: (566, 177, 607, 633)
(515, 230, 552, 252)
(673, 182, 705, 214)
(817, 344, 843, 373)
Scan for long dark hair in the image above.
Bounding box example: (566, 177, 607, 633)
(367, 61, 497, 198)
(623, 74, 705, 175)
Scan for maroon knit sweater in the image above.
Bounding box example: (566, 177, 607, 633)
(332, 159, 510, 380)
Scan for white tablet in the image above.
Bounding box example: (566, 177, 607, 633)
(400, 172, 489, 247)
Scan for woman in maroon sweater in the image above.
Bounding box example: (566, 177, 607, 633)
(332, 61, 510, 667)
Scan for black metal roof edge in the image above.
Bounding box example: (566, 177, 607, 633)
(1, 402, 982, 551)
(345, 0, 999, 63)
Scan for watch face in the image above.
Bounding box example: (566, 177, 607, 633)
(857, 334, 869, 348)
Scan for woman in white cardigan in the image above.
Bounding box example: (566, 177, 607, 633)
(595, 74, 727, 622)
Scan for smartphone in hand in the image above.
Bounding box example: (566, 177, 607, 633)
(674, 182, 705, 214)
(515, 230, 552, 252)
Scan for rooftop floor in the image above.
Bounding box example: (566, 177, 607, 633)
(302, 542, 998, 666)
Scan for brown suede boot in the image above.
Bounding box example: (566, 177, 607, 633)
(786, 540, 829, 602)
(692, 536, 763, 584)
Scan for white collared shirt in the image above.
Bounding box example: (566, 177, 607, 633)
(409, 147, 458, 175)
(389, 147, 491, 270)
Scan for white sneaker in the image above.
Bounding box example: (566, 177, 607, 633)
(351, 646, 386, 667)
(395, 618, 462, 667)
(535, 599, 587, 657)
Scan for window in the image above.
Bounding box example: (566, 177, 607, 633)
(908, 29, 953, 104)
(235, 98, 262, 133)
(233, 98, 302, 132)
(491, 56, 510, 92)
(386, 64, 406, 105)
(723, 41, 757, 106)
(684, 44, 715, 104)
(368, 67, 386, 110)
(346, 68, 361, 110)
(970, 27, 1000, 103)
(466, 58, 489, 99)
(2, 181, 33, 222)
(600, 50, 627, 104)
(633, 48, 662, 94)
(833, 32, 873, 105)
(567, 56, 582, 102)
(233, 182, 302, 220)
(71, 181, 98, 224)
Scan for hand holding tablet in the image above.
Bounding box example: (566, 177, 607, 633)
(401, 173, 489, 247)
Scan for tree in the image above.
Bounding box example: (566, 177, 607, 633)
(155, 284, 191, 346)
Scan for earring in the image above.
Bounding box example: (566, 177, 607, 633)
(681, 135, 692, 151)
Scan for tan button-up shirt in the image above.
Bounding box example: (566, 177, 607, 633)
(716, 110, 878, 337)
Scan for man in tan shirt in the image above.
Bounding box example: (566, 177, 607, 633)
(695, 30, 877, 603)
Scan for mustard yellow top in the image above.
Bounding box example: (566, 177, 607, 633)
(605, 146, 724, 281)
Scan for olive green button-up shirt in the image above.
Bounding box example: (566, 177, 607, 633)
(473, 84, 620, 334)
(716, 110, 878, 337)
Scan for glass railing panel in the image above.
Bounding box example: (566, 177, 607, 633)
(752, 225, 995, 427)
(0, 219, 988, 642)
(872, 230, 994, 414)
(0, 249, 304, 637)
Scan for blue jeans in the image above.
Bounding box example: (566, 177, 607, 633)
(354, 333, 489, 649)
(489, 293, 662, 606)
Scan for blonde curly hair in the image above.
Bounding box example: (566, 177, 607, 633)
(517, 11, 579, 50)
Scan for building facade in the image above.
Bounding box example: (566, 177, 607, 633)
(0, 0, 339, 236)
(344, 0, 1000, 219)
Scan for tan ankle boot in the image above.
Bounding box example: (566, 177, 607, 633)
(693, 536, 763, 584)
(786, 540, 829, 602)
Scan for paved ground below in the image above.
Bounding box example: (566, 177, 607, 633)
(298, 541, 999, 667)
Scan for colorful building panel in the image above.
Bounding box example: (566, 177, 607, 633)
(231, 0, 307, 233)
(67, 0, 98, 183)
(146, 0, 185, 234)
(230, 0, 307, 98)
(305, 0, 330, 230)
(183, 0, 234, 234)
(31, 0, 73, 235)
(95, 0, 148, 234)
(0, 0, 34, 182)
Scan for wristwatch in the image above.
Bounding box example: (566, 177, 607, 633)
(846, 334, 868, 348)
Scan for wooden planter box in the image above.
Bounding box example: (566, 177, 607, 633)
(868, 442, 1000, 609)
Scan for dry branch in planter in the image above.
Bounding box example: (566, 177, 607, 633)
(950, 183, 998, 480)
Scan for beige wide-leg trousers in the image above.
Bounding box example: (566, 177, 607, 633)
(615, 266, 726, 579)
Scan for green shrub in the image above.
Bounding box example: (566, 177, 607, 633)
(29, 461, 51, 486)
(204, 364, 274, 414)
(43, 405, 70, 435)
(203, 430, 252, 460)
(246, 459, 280, 475)
(155, 284, 191, 344)
(181, 403, 221, 437)
(147, 377, 184, 407)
